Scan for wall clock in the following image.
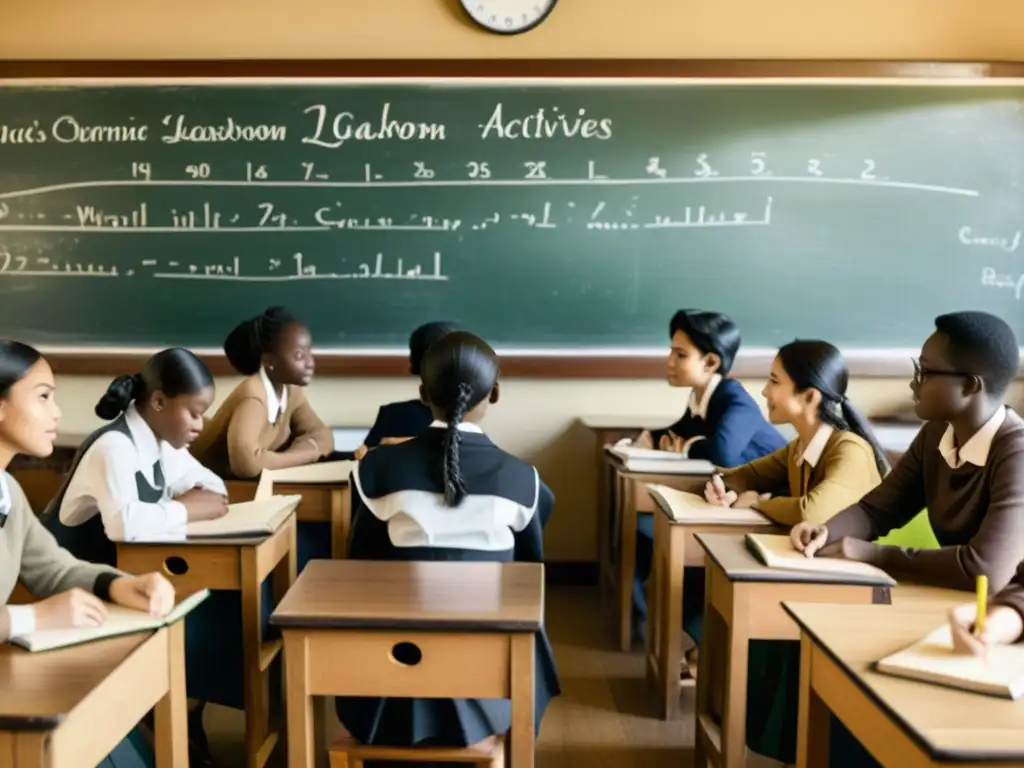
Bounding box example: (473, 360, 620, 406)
(459, 0, 559, 35)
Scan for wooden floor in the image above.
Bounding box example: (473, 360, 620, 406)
(205, 586, 781, 768)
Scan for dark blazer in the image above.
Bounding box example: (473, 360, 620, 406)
(363, 398, 434, 448)
(652, 378, 786, 468)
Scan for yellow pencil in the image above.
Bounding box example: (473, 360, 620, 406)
(976, 574, 988, 635)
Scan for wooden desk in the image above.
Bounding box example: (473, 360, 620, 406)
(644, 499, 781, 720)
(272, 559, 543, 768)
(115, 514, 298, 768)
(227, 478, 352, 560)
(692, 533, 895, 768)
(0, 624, 188, 768)
(606, 462, 710, 651)
(785, 602, 1024, 768)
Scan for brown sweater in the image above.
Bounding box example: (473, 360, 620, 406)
(723, 429, 883, 528)
(825, 409, 1024, 610)
(191, 374, 334, 479)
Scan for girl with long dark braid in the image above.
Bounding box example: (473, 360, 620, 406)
(338, 331, 560, 751)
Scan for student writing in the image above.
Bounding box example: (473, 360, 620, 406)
(338, 331, 560, 749)
(630, 309, 785, 664)
(41, 348, 266, 767)
(0, 340, 175, 768)
(191, 306, 334, 565)
(354, 320, 459, 460)
(704, 339, 889, 766)
(792, 312, 1024, 595)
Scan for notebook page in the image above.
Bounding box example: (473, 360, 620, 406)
(647, 485, 773, 525)
(746, 533, 893, 580)
(186, 495, 300, 538)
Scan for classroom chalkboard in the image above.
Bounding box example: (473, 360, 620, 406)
(0, 80, 1022, 351)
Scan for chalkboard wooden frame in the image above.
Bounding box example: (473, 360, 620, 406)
(2, 58, 1023, 379)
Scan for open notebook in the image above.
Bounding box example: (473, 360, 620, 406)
(646, 484, 773, 526)
(186, 495, 301, 538)
(254, 460, 355, 500)
(875, 625, 1024, 699)
(606, 445, 715, 475)
(745, 533, 893, 581)
(11, 589, 210, 653)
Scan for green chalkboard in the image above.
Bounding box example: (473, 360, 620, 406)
(0, 81, 1022, 351)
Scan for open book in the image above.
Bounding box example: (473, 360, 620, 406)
(606, 445, 715, 475)
(11, 589, 210, 653)
(745, 533, 893, 581)
(647, 484, 773, 526)
(255, 460, 355, 500)
(875, 625, 1024, 699)
(186, 495, 301, 538)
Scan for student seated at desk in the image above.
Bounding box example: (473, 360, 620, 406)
(628, 309, 786, 651)
(706, 339, 889, 766)
(0, 340, 176, 768)
(338, 331, 560, 749)
(191, 306, 334, 566)
(41, 348, 269, 768)
(788, 312, 1023, 768)
(354, 320, 459, 460)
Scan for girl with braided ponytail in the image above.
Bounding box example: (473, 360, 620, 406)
(702, 339, 888, 765)
(339, 331, 560, 750)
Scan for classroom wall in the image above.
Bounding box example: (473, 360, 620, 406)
(7, 0, 1024, 560)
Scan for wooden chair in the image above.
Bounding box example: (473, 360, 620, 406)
(328, 734, 505, 768)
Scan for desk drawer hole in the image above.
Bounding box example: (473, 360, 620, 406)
(389, 641, 423, 667)
(163, 556, 190, 576)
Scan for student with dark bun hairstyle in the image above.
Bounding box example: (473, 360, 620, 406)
(0, 344, 202, 768)
(191, 307, 334, 566)
(354, 320, 459, 459)
(338, 331, 560, 749)
(628, 309, 785, 655)
(41, 347, 266, 767)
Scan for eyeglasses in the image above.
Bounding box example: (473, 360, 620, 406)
(911, 358, 976, 386)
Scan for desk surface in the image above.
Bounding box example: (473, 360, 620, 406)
(695, 532, 896, 587)
(0, 632, 151, 730)
(271, 560, 544, 632)
(784, 602, 1024, 763)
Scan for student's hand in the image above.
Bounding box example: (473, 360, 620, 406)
(658, 432, 687, 453)
(354, 444, 369, 461)
(790, 521, 829, 557)
(703, 475, 737, 507)
(109, 573, 176, 618)
(380, 436, 413, 447)
(731, 490, 763, 509)
(179, 489, 229, 522)
(33, 588, 108, 631)
(948, 603, 1024, 656)
(633, 430, 654, 449)
(816, 537, 878, 563)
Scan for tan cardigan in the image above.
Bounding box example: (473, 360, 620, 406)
(723, 429, 882, 528)
(191, 374, 334, 479)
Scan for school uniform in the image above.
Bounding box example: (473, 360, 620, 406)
(191, 368, 335, 568)
(726, 426, 884, 764)
(364, 398, 434, 448)
(336, 422, 561, 748)
(821, 407, 1024, 767)
(39, 405, 272, 712)
(1, 471, 153, 768)
(633, 376, 786, 640)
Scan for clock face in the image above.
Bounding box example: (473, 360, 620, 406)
(459, 0, 558, 35)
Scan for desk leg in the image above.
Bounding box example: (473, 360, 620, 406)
(241, 549, 270, 768)
(155, 621, 189, 768)
(651, 521, 685, 720)
(330, 489, 348, 560)
(797, 638, 830, 768)
(722, 586, 751, 768)
(509, 633, 535, 768)
(284, 633, 315, 768)
(6, 733, 45, 768)
(617, 479, 638, 651)
(596, 434, 611, 606)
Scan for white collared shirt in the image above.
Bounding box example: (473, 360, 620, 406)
(938, 406, 1006, 469)
(58, 404, 227, 542)
(259, 366, 287, 424)
(686, 374, 722, 421)
(428, 420, 484, 434)
(794, 425, 835, 468)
